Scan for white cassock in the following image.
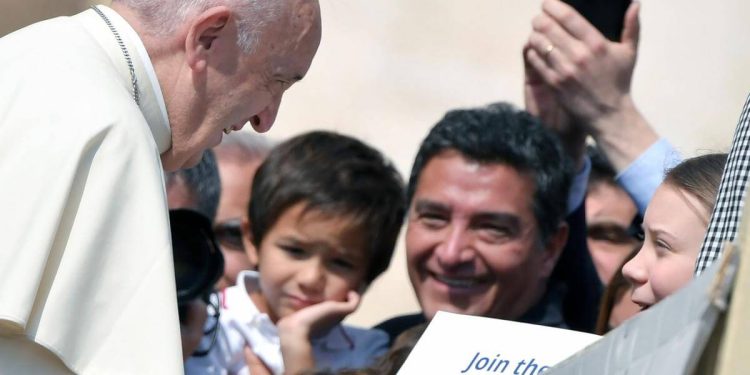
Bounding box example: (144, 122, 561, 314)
(0, 6, 182, 374)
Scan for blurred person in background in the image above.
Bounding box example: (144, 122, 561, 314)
(585, 145, 641, 285)
(594, 248, 640, 334)
(213, 132, 274, 290)
(166, 151, 222, 361)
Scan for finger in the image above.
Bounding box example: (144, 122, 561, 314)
(621, 1, 641, 50)
(523, 45, 544, 85)
(315, 291, 360, 317)
(345, 290, 361, 310)
(526, 31, 570, 76)
(531, 13, 577, 58)
(542, 0, 606, 48)
(525, 48, 562, 88)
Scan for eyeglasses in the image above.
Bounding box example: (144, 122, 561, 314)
(213, 219, 245, 251)
(192, 291, 221, 357)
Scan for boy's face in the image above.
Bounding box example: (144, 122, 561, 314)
(250, 202, 369, 322)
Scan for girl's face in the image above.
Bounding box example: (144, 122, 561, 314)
(622, 183, 709, 310)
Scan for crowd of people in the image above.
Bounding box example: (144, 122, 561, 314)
(0, 0, 745, 374)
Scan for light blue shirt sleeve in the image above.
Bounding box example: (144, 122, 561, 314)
(616, 138, 682, 214)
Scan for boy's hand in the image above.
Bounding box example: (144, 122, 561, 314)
(277, 290, 361, 337)
(244, 346, 273, 375)
(276, 291, 361, 374)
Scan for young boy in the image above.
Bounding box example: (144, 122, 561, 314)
(186, 131, 405, 374)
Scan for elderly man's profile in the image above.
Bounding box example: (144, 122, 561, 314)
(0, 0, 321, 373)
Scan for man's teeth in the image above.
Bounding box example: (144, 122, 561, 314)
(223, 128, 231, 134)
(434, 274, 482, 287)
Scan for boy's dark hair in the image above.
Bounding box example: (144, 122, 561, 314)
(249, 131, 406, 284)
(407, 102, 574, 243)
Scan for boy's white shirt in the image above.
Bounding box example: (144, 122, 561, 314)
(185, 271, 389, 375)
(186, 271, 284, 375)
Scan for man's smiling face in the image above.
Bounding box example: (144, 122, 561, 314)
(405, 150, 556, 321)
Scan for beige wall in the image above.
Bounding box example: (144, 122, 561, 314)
(5, 0, 750, 327)
(0, 0, 97, 37)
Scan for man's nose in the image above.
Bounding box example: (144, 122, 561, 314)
(252, 93, 282, 133)
(435, 226, 473, 267)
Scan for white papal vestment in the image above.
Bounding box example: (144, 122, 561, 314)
(0, 6, 182, 374)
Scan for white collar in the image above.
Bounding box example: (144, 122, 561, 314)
(79, 6, 172, 153)
(223, 270, 283, 374)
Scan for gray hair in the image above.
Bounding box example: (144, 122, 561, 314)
(113, 0, 286, 53)
(214, 131, 274, 164)
(166, 149, 222, 220)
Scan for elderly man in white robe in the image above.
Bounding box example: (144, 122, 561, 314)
(0, 0, 321, 373)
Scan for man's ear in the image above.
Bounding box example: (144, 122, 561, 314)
(185, 6, 232, 72)
(240, 218, 259, 268)
(540, 222, 569, 278)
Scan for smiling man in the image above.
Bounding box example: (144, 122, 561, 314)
(0, 0, 320, 373)
(376, 102, 574, 343)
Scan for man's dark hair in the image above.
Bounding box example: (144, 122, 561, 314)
(407, 102, 574, 243)
(166, 150, 221, 221)
(249, 131, 406, 284)
(587, 144, 618, 186)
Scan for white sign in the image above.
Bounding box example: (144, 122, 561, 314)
(398, 312, 600, 375)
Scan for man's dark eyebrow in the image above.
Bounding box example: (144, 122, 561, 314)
(472, 212, 520, 228)
(414, 200, 450, 213)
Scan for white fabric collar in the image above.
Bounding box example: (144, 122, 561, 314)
(222, 270, 284, 374)
(221, 271, 356, 372)
(82, 5, 172, 153)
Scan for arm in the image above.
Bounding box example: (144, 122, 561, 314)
(616, 138, 682, 214)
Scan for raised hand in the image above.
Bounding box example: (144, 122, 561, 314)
(525, 0, 639, 128)
(524, 0, 657, 171)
